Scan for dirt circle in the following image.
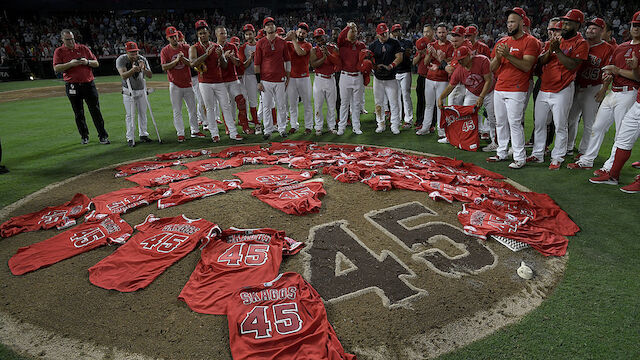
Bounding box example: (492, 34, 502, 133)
(0, 145, 566, 360)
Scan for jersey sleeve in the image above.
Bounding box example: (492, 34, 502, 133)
(283, 40, 291, 62)
(52, 47, 63, 66)
(160, 47, 170, 64)
(523, 36, 540, 57)
(573, 40, 589, 61)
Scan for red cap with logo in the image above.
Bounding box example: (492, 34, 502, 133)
(298, 22, 309, 31)
(523, 16, 531, 27)
(561, 9, 585, 24)
(263, 17, 275, 27)
(465, 25, 478, 35)
(195, 20, 209, 30)
(552, 21, 564, 30)
(391, 24, 402, 32)
(632, 11, 640, 24)
(451, 25, 466, 37)
(376, 23, 389, 35)
(505, 7, 526, 19)
(452, 45, 470, 62)
(165, 26, 178, 37)
(243, 24, 255, 32)
(125, 41, 139, 52)
(585, 18, 606, 29)
(313, 28, 325, 37)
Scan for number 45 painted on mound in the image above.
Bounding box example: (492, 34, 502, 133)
(301, 201, 498, 309)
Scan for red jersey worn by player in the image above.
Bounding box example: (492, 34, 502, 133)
(1, 193, 90, 238)
(440, 105, 480, 151)
(194, 41, 224, 83)
(492, 34, 540, 91)
(576, 41, 614, 87)
(178, 227, 304, 315)
(157, 177, 240, 209)
(414, 37, 431, 77)
(155, 149, 209, 160)
(609, 42, 640, 89)
(254, 36, 290, 82)
(114, 160, 178, 177)
(224, 272, 356, 360)
(182, 157, 244, 173)
(89, 214, 219, 292)
(313, 44, 341, 76)
(52, 43, 97, 83)
(160, 43, 192, 88)
(125, 168, 198, 187)
(449, 55, 493, 96)
(221, 42, 240, 82)
(89, 187, 166, 217)
(426, 40, 454, 82)
(470, 40, 491, 57)
(233, 166, 317, 189)
(287, 41, 312, 78)
(252, 181, 326, 215)
(539, 33, 589, 92)
(337, 26, 366, 72)
(9, 213, 132, 275)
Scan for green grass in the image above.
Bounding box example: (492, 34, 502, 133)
(0, 75, 126, 92)
(0, 75, 639, 359)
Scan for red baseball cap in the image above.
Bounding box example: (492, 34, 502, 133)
(391, 24, 402, 32)
(243, 24, 255, 32)
(263, 17, 275, 27)
(298, 22, 309, 31)
(505, 7, 526, 19)
(277, 27, 285, 35)
(465, 25, 478, 35)
(195, 19, 209, 30)
(415, 37, 428, 50)
(451, 25, 466, 37)
(376, 23, 389, 35)
(165, 26, 178, 37)
(230, 36, 240, 45)
(561, 9, 584, 24)
(313, 28, 325, 37)
(632, 11, 640, 24)
(125, 41, 139, 52)
(552, 21, 564, 30)
(585, 18, 606, 29)
(452, 45, 470, 63)
(177, 31, 184, 40)
(523, 16, 531, 27)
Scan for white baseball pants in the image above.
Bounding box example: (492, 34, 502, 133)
(313, 75, 337, 131)
(448, 83, 466, 106)
(396, 71, 413, 123)
(287, 76, 313, 130)
(464, 90, 495, 140)
(493, 90, 528, 162)
(532, 83, 575, 163)
(373, 77, 401, 131)
(169, 82, 198, 136)
(339, 72, 364, 132)
(566, 84, 602, 155)
(613, 101, 640, 151)
(198, 82, 238, 138)
(122, 90, 149, 141)
(424, 79, 448, 136)
(261, 80, 288, 135)
(191, 76, 206, 125)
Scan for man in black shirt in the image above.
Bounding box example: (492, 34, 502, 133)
(390, 24, 414, 128)
(369, 23, 403, 134)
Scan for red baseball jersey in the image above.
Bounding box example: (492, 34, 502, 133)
(52, 43, 97, 83)
(125, 168, 198, 187)
(287, 41, 312, 78)
(193, 41, 224, 83)
(492, 33, 540, 92)
(470, 40, 491, 58)
(178, 227, 303, 315)
(89, 187, 166, 217)
(233, 166, 317, 189)
(313, 45, 341, 76)
(449, 55, 493, 96)
(576, 41, 614, 88)
(114, 160, 177, 177)
(224, 272, 356, 360)
(160, 43, 192, 88)
(440, 105, 480, 151)
(88, 214, 219, 292)
(212, 145, 264, 158)
(1, 193, 90, 238)
(181, 157, 244, 174)
(337, 26, 366, 72)
(9, 213, 132, 275)
(268, 140, 314, 154)
(251, 181, 326, 215)
(155, 149, 208, 161)
(539, 33, 589, 93)
(156, 177, 240, 209)
(254, 36, 290, 82)
(423, 181, 484, 203)
(609, 41, 640, 89)
(426, 40, 454, 81)
(221, 41, 240, 82)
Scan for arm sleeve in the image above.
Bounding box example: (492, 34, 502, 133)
(160, 47, 169, 64)
(337, 26, 349, 48)
(52, 48, 62, 66)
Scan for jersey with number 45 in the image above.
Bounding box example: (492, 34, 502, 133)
(225, 272, 356, 360)
(179, 227, 304, 315)
(88, 214, 219, 292)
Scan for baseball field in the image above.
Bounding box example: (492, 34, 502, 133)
(0, 74, 638, 359)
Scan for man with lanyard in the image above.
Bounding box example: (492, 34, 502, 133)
(285, 23, 313, 134)
(369, 23, 403, 135)
(116, 41, 153, 147)
(238, 24, 261, 133)
(53, 29, 110, 145)
(254, 17, 291, 139)
(337, 22, 367, 135)
(390, 24, 414, 129)
(413, 24, 434, 131)
(310, 28, 341, 135)
(177, 31, 207, 135)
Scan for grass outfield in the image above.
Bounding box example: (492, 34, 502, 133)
(0, 75, 638, 359)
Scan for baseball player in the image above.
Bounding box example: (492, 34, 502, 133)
(116, 41, 153, 147)
(446, 25, 472, 108)
(337, 22, 367, 135)
(52, 29, 110, 145)
(177, 31, 207, 135)
(487, 7, 539, 169)
(465, 25, 490, 57)
(527, 9, 588, 170)
(189, 20, 242, 142)
(310, 28, 341, 135)
(390, 24, 414, 128)
(466, 24, 493, 141)
(370, 23, 404, 134)
(285, 23, 313, 134)
(416, 23, 453, 137)
(413, 25, 434, 130)
(238, 24, 261, 133)
(603, 21, 618, 50)
(160, 26, 199, 143)
(565, 18, 614, 158)
(254, 17, 291, 139)
(569, 13, 640, 172)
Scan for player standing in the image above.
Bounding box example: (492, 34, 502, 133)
(177, 31, 207, 135)
(52, 29, 109, 145)
(310, 28, 341, 135)
(413, 25, 434, 131)
(390, 24, 414, 128)
(337, 22, 366, 135)
(238, 24, 261, 133)
(285, 23, 313, 134)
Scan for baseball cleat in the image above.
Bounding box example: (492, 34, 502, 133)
(620, 175, 640, 193)
(211, 136, 220, 143)
(402, 123, 412, 129)
(566, 162, 592, 170)
(548, 161, 561, 171)
(191, 131, 206, 138)
(588, 174, 618, 185)
(391, 127, 400, 135)
(509, 160, 526, 169)
(177, 136, 185, 143)
(81, 137, 89, 145)
(127, 140, 135, 147)
(353, 129, 363, 135)
(526, 155, 544, 163)
(482, 143, 498, 152)
(139, 136, 153, 143)
(486, 156, 508, 163)
(337, 129, 345, 136)
(593, 168, 609, 177)
(316, 130, 323, 136)
(437, 137, 449, 144)
(231, 134, 244, 141)
(631, 161, 640, 169)
(288, 127, 298, 135)
(279, 132, 288, 138)
(375, 126, 385, 133)
(99, 137, 110, 145)
(416, 127, 430, 135)
(304, 128, 312, 135)
(242, 128, 255, 135)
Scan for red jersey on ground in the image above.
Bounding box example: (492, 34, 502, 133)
(337, 26, 366, 73)
(125, 168, 198, 187)
(212, 145, 264, 158)
(52, 43, 97, 83)
(492, 33, 540, 92)
(449, 55, 493, 96)
(157, 177, 240, 209)
(155, 149, 208, 161)
(287, 41, 312, 78)
(426, 40, 453, 82)
(9, 213, 132, 275)
(470, 40, 491, 57)
(1, 193, 90, 238)
(233, 166, 317, 189)
(88, 214, 219, 292)
(609, 41, 640, 90)
(160, 43, 192, 88)
(114, 161, 177, 177)
(254, 36, 290, 82)
(313, 45, 341, 76)
(440, 105, 480, 151)
(224, 272, 356, 360)
(539, 33, 589, 93)
(576, 41, 614, 88)
(193, 41, 224, 83)
(252, 181, 326, 215)
(89, 187, 166, 217)
(178, 227, 303, 315)
(182, 157, 244, 174)
(220, 41, 240, 82)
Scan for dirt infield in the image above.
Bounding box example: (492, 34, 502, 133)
(0, 81, 169, 103)
(0, 146, 566, 360)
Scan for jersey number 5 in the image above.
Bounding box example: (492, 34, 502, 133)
(240, 303, 302, 339)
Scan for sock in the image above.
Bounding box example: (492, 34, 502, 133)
(609, 148, 631, 180)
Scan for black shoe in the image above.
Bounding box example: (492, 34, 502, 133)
(99, 137, 110, 145)
(263, 132, 271, 140)
(139, 136, 153, 143)
(128, 140, 136, 147)
(279, 132, 288, 138)
(81, 137, 89, 145)
(0, 165, 8, 174)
